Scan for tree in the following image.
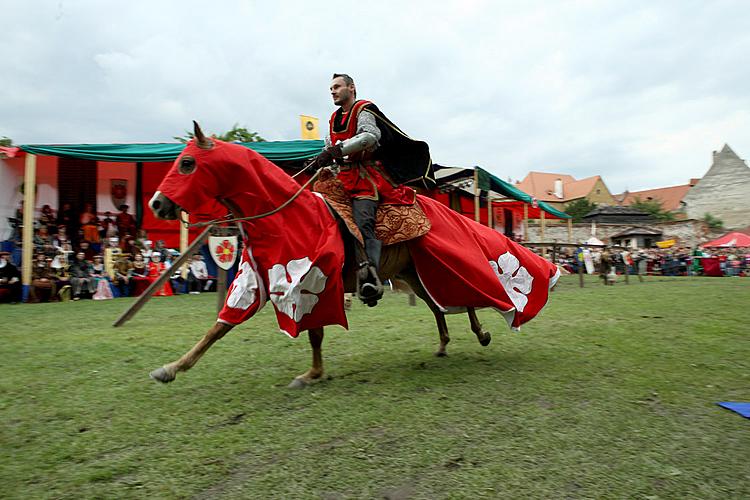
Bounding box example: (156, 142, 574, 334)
(564, 198, 598, 222)
(702, 213, 724, 230)
(629, 197, 675, 221)
(174, 124, 265, 143)
(0, 136, 12, 147)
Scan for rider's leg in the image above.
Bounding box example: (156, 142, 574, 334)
(352, 198, 384, 304)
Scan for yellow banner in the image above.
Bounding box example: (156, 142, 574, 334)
(656, 239, 675, 248)
(300, 115, 320, 140)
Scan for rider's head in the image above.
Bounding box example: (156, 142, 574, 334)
(330, 73, 356, 108)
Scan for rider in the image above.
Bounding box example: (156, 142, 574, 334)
(308, 73, 433, 306)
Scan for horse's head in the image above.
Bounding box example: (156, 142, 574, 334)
(149, 121, 226, 220)
(150, 121, 304, 223)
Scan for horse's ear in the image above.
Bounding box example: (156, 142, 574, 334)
(193, 121, 214, 150)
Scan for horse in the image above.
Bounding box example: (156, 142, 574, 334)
(148, 122, 559, 388)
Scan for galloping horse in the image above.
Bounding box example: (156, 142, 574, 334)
(148, 123, 559, 388)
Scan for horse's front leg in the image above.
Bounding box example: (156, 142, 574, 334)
(288, 327, 325, 389)
(150, 321, 234, 383)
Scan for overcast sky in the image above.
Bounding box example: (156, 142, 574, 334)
(2, 0, 749, 193)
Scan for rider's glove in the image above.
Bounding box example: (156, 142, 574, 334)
(306, 144, 344, 172)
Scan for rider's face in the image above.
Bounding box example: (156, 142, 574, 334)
(330, 77, 354, 107)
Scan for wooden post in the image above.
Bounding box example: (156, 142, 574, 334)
(473, 168, 480, 223)
(408, 293, 416, 306)
(540, 211, 546, 257)
(487, 197, 493, 228)
(21, 154, 37, 300)
(179, 211, 189, 280)
(523, 203, 528, 242)
(113, 225, 212, 327)
(578, 252, 585, 288)
(216, 268, 228, 314)
(567, 218, 573, 243)
(552, 243, 558, 264)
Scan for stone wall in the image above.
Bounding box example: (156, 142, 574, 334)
(525, 219, 718, 248)
(683, 145, 750, 229)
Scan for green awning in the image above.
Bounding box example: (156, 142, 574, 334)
(475, 166, 571, 219)
(18, 140, 325, 163)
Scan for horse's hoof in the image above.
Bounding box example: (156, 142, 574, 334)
(479, 333, 492, 346)
(288, 377, 309, 389)
(435, 351, 448, 358)
(149, 367, 175, 384)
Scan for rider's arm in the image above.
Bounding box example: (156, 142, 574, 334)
(338, 110, 380, 155)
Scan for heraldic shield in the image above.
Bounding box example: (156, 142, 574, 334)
(209, 235, 239, 271)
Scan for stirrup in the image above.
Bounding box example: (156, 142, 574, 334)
(356, 264, 383, 306)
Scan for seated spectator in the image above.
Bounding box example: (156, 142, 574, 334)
(139, 239, 154, 261)
(113, 253, 134, 297)
(69, 251, 95, 300)
(77, 240, 96, 261)
(166, 251, 186, 294)
(90, 255, 113, 300)
(51, 256, 71, 301)
(129, 252, 151, 295)
(0, 251, 22, 304)
(30, 253, 57, 303)
(147, 252, 173, 296)
(120, 234, 139, 257)
(188, 254, 213, 294)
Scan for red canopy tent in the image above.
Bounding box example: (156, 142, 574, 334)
(703, 232, 750, 248)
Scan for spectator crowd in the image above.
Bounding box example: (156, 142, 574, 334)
(553, 246, 750, 277)
(1, 203, 217, 304)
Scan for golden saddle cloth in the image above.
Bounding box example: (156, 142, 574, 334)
(313, 174, 431, 246)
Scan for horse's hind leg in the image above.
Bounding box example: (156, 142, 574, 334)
(150, 321, 234, 383)
(398, 273, 450, 357)
(289, 327, 325, 389)
(467, 307, 491, 346)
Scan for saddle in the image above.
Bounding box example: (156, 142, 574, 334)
(313, 172, 431, 246)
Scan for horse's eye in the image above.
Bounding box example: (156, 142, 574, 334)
(178, 156, 196, 175)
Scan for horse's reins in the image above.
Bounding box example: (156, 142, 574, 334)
(180, 165, 322, 229)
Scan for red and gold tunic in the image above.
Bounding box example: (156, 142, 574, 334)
(328, 100, 415, 205)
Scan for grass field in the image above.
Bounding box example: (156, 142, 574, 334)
(1, 276, 749, 499)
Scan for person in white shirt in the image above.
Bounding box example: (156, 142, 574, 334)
(187, 254, 212, 294)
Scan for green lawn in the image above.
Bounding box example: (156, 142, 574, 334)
(1, 276, 748, 499)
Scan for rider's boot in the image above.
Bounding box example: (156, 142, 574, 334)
(358, 239, 384, 307)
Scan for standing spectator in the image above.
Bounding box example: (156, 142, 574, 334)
(80, 202, 100, 245)
(39, 204, 57, 234)
(10, 201, 24, 242)
(116, 204, 136, 240)
(0, 251, 22, 303)
(30, 254, 57, 302)
(100, 211, 118, 240)
(188, 254, 212, 294)
(69, 251, 95, 300)
(57, 202, 77, 244)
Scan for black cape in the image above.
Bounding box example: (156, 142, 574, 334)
(359, 102, 436, 189)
